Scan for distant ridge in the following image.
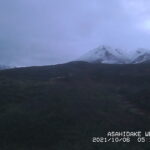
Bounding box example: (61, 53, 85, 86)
(0, 65, 11, 70)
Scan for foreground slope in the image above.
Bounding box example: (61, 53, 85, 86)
(0, 62, 150, 149)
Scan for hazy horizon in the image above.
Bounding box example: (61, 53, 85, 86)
(1, 0, 150, 66)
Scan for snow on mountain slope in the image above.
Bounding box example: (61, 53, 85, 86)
(131, 49, 150, 64)
(78, 46, 130, 64)
(78, 46, 150, 64)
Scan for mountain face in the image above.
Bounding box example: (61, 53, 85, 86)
(79, 46, 150, 64)
(131, 49, 150, 64)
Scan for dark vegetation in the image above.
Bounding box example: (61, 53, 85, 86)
(0, 61, 150, 149)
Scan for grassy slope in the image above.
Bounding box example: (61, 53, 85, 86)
(0, 61, 150, 149)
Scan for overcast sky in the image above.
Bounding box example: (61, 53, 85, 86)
(1, 0, 150, 66)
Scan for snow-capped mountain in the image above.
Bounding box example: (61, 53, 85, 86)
(78, 46, 150, 64)
(131, 49, 150, 64)
(78, 46, 130, 64)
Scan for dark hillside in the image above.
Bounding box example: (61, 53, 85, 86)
(0, 61, 150, 149)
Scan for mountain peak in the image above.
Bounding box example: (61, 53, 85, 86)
(78, 46, 150, 64)
(78, 45, 129, 64)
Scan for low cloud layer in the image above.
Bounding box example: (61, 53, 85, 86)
(1, 0, 150, 66)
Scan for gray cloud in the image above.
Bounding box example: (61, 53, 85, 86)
(1, 0, 150, 66)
